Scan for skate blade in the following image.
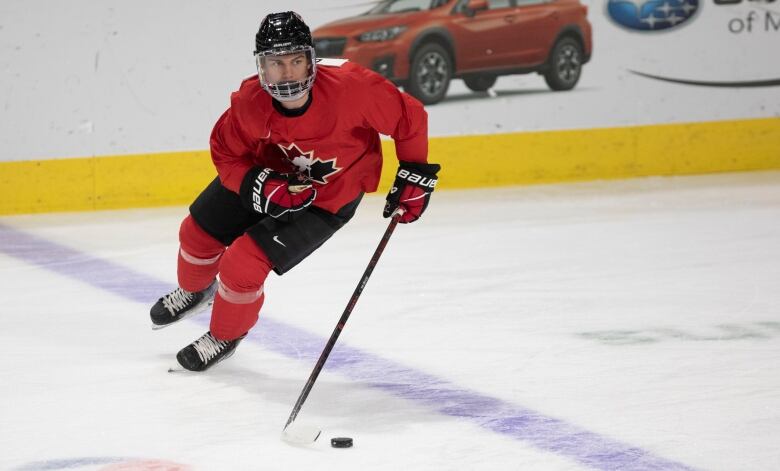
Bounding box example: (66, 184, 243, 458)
(167, 362, 188, 373)
(167, 364, 196, 374)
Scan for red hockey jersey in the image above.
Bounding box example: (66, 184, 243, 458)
(209, 59, 429, 214)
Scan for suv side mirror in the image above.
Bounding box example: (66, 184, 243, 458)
(464, 0, 489, 17)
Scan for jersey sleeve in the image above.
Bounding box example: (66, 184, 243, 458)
(209, 88, 262, 193)
(356, 68, 429, 164)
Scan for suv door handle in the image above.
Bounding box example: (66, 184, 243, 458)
(504, 15, 516, 22)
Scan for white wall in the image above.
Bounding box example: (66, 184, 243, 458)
(1, 0, 778, 162)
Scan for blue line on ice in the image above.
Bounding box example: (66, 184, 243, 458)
(0, 223, 701, 471)
(13, 456, 128, 470)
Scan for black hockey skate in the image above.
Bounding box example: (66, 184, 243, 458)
(176, 331, 246, 372)
(150, 281, 217, 330)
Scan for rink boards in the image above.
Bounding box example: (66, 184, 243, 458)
(1, 117, 779, 215)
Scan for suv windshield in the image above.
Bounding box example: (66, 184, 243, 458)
(366, 0, 447, 14)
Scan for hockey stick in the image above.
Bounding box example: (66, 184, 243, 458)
(281, 209, 404, 445)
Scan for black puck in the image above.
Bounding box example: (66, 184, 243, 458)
(330, 437, 353, 448)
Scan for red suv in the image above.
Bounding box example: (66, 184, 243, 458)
(313, 0, 592, 105)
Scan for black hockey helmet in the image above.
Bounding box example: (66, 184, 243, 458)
(255, 11, 314, 53)
(254, 12, 317, 102)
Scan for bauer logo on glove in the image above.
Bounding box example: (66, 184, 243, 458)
(384, 161, 441, 224)
(397, 168, 438, 188)
(241, 167, 316, 222)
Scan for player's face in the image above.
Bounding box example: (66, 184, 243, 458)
(262, 53, 309, 85)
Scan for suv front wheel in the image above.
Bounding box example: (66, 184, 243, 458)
(406, 43, 452, 105)
(544, 37, 583, 91)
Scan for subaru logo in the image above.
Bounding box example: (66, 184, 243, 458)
(607, 0, 699, 31)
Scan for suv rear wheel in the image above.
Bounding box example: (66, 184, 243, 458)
(463, 74, 497, 92)
(544, 37, 583, 91)
(406, 43, 451, 105)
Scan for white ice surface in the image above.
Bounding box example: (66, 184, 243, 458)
(1, 172, 780, 470)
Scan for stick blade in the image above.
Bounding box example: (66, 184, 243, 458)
(281, 422, 321, 445)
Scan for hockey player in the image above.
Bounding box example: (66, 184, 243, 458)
(149, 11, 440, 371)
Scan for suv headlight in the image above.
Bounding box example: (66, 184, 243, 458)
(358, 26, 407, 42)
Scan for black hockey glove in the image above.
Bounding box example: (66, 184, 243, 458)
(383, 161, 440, 223)
(240, 167, 316, 223)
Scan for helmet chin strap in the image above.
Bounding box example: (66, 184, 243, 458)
(275, 93, 307, 103)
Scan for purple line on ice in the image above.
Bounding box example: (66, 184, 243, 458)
(13, 456, 128, 470)
(0, 223, 701, 471)
(250, 319, 699, 471)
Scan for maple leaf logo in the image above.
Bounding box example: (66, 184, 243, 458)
(277, 142, 341, 185)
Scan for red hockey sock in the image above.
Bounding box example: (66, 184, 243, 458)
(177, 215, 225, 292)
(210, 287, 265, 341)
(210, 234, 273, 341)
